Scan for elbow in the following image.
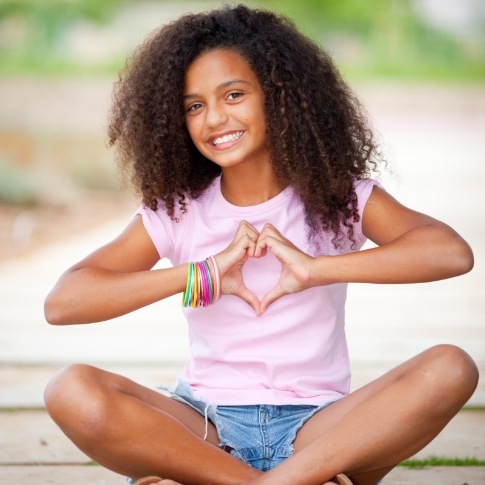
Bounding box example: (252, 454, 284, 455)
(450, 238, 474, 277)
(459, 246, 474, 275)
(44, 292, 72, 325)
(44, 269, 89, 325)
(44, 310, 65, 326)
(44, 302, 64, 326)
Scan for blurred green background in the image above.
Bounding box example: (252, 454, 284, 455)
(0, 0, 484, 259)
(1, 0, 483, 78)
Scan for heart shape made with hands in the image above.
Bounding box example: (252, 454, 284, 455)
(216, 222, 312, 316)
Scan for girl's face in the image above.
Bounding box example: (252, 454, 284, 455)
(183, 49, 269, 172)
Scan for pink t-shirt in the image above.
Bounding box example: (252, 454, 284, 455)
(137, 176, 381, 405)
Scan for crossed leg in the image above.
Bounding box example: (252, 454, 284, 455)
(260, 344, 478, 485)
(44, 364, 261, 484)
(44, 344, 478, 485)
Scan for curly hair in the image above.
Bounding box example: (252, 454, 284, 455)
(108, 3, 382, 248)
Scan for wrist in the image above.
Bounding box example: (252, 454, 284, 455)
(207, 256, 221, 301)
(311, 255, 339, 286)
(181, 256, 220, 308)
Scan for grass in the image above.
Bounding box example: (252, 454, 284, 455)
(400, 456, 485, 468)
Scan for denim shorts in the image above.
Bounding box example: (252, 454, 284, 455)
(163, 379, 336, 472)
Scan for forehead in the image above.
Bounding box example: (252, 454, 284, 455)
(183, 49, 259, 92)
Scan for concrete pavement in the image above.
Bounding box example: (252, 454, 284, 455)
(1, 407, 485, 484)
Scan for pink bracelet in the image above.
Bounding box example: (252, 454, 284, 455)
(208, 256, 221, 302)
(197, 261, 210, 306)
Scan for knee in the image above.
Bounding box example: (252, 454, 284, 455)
(44, 364, 111, 436)
(422, 344, 479, 404)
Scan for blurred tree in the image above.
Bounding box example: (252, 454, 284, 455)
(0, 0, 126, 24)
(258, 0, 484, 80)
(0, 0, 128, 73)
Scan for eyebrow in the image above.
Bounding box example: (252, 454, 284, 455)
(183, 79, 250, 100)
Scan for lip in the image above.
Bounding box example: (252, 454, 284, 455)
(207, 130, 245, 150)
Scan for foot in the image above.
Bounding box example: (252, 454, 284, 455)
(133, 478, 186, 485)
(133, 477, 165, 485)
(334, 474, 354, 485)
(323, 474, 353, 485)
(134, 473, 353, 485)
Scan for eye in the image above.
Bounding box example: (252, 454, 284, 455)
(187, 102, 203, 112)
(227, 92, 243, 101)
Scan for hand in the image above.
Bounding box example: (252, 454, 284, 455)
(214, 221, 262, 315)
(254, 223, 315, 313)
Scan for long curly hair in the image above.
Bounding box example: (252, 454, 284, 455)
(108, 4, 382, 248)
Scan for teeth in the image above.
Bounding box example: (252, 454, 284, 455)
(212, 131, 243, 146)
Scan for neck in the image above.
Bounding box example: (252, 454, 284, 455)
(220, 166, 285, 206)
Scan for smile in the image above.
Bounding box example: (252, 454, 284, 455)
(211, 131, 244, 146)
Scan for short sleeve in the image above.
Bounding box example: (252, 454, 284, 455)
(134, 205, 175, 260)
(351, 178, 385, 250)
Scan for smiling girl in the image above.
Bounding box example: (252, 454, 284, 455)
(43, 5, 478, 485)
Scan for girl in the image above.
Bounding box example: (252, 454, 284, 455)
(43, 5, 478, 485)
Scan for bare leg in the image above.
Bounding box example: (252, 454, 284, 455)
(44, 364, 261, 484)
(244, 344, 478, 485)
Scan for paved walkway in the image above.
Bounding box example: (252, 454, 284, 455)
(1, 84, 484, 483)
(1, 408, 485, 484)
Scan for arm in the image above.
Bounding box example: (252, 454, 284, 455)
(257, 187, 473, 312)
(44, 215, 187, 325)
(45, 217, 265, 323)
(317, 186, 474, 284)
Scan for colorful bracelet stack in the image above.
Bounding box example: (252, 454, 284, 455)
(182, 256, 220, 307)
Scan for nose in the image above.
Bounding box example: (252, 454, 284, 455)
(206, 101, 228, 128)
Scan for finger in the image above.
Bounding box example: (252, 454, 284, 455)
(235, 233, 257, 258)
(235, 286, 262, 316)
(253, 232, 274, 258)
(234, 220, 260, 242)
(254, 225, 287, 258)
(215, 235, 255, 274)
(260, 285, 286, 314)
(252, 238, 267, 258)
(264, 236, 304, 268)
(259, 223, 285, 241)
(256, 235, 286, 261)
(255, 246, 267, 258)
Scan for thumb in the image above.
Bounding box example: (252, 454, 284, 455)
(260, 285, 287, 315)
(234, 286, 262, 316)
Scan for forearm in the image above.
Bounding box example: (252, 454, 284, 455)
(312, 224, 474, 285)
(44, 264, 187, 325)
